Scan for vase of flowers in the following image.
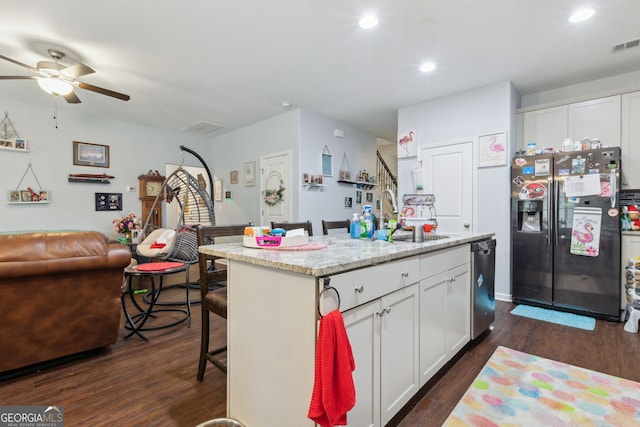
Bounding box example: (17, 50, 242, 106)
(113, 213, 141, 242)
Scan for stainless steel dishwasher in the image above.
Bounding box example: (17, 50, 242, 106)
(471, 239, 496, 339)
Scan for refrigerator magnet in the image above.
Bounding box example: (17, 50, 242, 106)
(608, 208, 619, 217)
(534, 159, 550, 176)
(522, 166, 534, 175)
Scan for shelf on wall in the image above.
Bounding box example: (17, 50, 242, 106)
(68, 177, 111, 184)
(302, 183, 326, 191)
(337, 179, 377, 190)
(8, 201, 49, 205)
(0, 146, 28, 153)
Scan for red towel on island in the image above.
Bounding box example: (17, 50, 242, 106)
(308, 309, 356, 427)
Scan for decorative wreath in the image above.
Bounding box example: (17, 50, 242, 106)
(263, 171, 285, 207)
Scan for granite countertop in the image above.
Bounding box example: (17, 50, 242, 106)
(199, 231, 494, 277)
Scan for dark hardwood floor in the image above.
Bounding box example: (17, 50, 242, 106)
(1, 284, 639, 427)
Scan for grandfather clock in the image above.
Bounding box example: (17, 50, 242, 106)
(138, 170, 165, 228)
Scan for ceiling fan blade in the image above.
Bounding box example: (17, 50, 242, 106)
(64, 91, 81, 104)
(62, 63, 95, 78)
(0, 54, 39, 73)
(0, 76, 37, 80)
(77, 82, 130, 101)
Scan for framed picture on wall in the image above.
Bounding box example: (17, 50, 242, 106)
(73, 141, 110, 168)
(478, 131, 507, 167)
(215, 179, 223, 202)
(245, 161, 256, 187)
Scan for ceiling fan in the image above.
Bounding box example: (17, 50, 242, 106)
(0, 48, 130, 103)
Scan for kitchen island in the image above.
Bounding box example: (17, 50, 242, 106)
(199, 231, 494, 427)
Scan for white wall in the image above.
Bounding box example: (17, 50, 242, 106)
(397, 81, 517, 300)
(208, 108, 377, 234)
(0, 98, 212, 239)
(208, 109, 300, 226)
(299, 109, 377, 233)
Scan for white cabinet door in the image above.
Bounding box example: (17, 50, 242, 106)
(343, 299, 380, 427)
(418, 262, 471, 386)
(418, 271, 448, 386)
(380, 283, 419, 426)
(568, 95, 621, 146)
(621, 91, 640, 189)
(522, 105, 568, 149)
(445, 264, 471, 356)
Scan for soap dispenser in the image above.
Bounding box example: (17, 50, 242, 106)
(350, 213, 361, 239)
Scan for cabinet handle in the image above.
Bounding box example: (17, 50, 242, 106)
(401, 272, 409, 278)
(355, 285, 364, 293)
(377, 307, 392, 316)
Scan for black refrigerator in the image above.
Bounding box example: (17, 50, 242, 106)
(511, 147, 621, 320)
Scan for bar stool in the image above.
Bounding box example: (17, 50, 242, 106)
(121, 261, 190, 341)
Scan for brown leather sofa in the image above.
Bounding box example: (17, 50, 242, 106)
(0, 231, 131, 373)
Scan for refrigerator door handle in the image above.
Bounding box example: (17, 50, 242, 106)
(610, 170, 617, 208)
(547, 177, 553, 246)
(554, 179, 559, 246)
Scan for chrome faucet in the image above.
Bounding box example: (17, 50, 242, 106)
(379, 187, 398, 230)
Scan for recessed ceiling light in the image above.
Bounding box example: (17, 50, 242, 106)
(359, 15, 378, 29)
(281, 101, 292, 108)
(569, 8, 595, 23)
(419, 62, 436, 73)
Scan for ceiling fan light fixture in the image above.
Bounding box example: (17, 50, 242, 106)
(359, 14, 378, 29)
(569, 8, 595, 23)
(37, 77, 73, 96)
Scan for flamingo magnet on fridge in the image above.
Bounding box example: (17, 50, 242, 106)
(573, 223, 594, 243)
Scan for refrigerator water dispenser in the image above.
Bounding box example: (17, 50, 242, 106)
(517, 200, 542, 232)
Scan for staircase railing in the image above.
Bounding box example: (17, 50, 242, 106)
(376, 151, 398, 219)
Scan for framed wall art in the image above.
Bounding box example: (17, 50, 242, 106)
(322, 146, 333, 176)
(215, 178, 223, 202)
(230, 170, 239, 184)
(95, 192, 122, 211)
(478, 131, 507, 167)
(398, 130, 416, 158)
(73, 141, 110, 168)
(245, 161, 256, 187)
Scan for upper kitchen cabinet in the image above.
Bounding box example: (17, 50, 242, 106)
(522, 105, 568, 149)
(621, 91, 640, 189)
(520, 95, 621, 151)
(568, 95, 621, 147)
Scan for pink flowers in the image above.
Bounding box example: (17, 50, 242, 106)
(112, 213, 141, 234)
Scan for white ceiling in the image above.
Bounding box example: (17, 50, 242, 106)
(1, 1, 639, 142)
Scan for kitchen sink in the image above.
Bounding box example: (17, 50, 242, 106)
(391, 233, 450, 243)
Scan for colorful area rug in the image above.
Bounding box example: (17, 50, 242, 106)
(443, 346, 640, 426)
(511, 305, 596, 331)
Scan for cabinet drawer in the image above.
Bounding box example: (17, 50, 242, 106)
(419, 245, 469, 280)
(326, 257, 419, 312)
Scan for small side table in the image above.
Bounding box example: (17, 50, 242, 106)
(122, 262, 191, 341)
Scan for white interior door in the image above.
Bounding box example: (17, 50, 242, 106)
(419, 141, 473, 233)
(260, 150, 292, 227)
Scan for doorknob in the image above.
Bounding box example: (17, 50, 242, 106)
(464, 223, 470, 228)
